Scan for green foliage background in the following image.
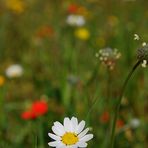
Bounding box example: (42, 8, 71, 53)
(0, 0, 148, 147)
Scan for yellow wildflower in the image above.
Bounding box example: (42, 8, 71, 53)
(5, 0, 25, 14)
(74, 28, 90, 40)
(0, 76, 5, 87)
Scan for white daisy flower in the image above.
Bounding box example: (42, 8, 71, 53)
(66, 15, 85, 27)
(48, 117, 93, 148)
(6, 64, 23, 78)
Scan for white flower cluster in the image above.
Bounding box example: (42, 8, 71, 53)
(96, 47, 121, 70)
(66, 15, 85, 27)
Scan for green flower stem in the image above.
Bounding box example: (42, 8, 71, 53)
(85, 65, 99, 86)
(110, 60, 141, 148)
(85, 83, 101, 123)
(107, 68, 111, 102)
(0, 86, 7, 133)
(38, 118, 44, 148)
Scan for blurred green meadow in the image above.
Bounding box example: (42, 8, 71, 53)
(0, 0, 148, 147)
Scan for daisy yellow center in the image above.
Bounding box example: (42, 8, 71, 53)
(62, 132, 79, 145)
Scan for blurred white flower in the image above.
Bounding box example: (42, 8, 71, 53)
(142, 42, 147, 47)
(67, 75, 79, 85)
(48, 117, 93, 147)
(141, 60, 147, 68)
(6, 64, 23, 78)
(96, 47, 121, 70)
(66, 15, 85, 27)
(95, 53, 99, 58)
(117, 118, 141, 134)
(129, 118, 140, 129)
(134, 34, 140, 40)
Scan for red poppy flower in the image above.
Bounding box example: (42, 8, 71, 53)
(31, 100, 48, 116)
(116, 119, 125, 128)
(21, 100, 48, 120)
(100, 111, 110, 123)
(21, 111, 36, 120)
(67, 4, 79, 14)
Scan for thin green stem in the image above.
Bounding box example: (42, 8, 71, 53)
(85, 66, 99, 86)
(38, 118, 44, 148)
(107, 68, 111, 102)
(86, 95, 99, 122)
(110, 60, 141, 148)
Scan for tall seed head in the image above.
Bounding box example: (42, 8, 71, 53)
(137, 44, 148, 61)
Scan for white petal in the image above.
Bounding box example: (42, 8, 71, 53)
(48, 141, 60, 147)
(48, 133, 61, 141)
(77, 141, 88, 147)
(56, 146, 66, 148)
(64, 117, 73, 132)
(56, 141, 66, 148)
(67, 145, 77, 148)
(52, 126, 65, 136)
(78, 128, 89, 138)
(76, 120, 85, 134)
(80, 134, 93, 142)
(71, 117, 78, 132)
(54, 121, 65, 133)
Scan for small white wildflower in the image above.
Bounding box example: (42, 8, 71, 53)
(142, 42, 147, 47)
(134, 34, 140, 40)
(97, 47, 121, 70)
(129, 118, 140, 129)
(66, 15, 85, 27)
(6, 64, 23, 78)
(48, 117, 93, 147)
(141, 60, 147, 68)
(95, 53, 99, 57)
(99, 50, 103, 54)
(99, 57, 103, 61)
